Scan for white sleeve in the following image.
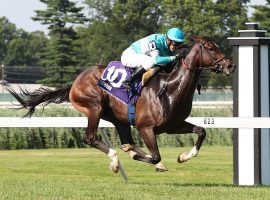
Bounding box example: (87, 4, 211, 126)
(149, 49, 159, 58)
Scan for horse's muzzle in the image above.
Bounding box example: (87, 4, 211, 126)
(221, 58, 236, 75)
(223, 63, 236, 75)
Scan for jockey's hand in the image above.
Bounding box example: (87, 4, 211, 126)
(175, 54, 182, 60)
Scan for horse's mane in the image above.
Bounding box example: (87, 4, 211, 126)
(175, 35, 211, 59)
(176, 44, 190, 59)
(160, 44, 190, 74)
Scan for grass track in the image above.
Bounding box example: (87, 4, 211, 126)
(0, 146, 269, 200)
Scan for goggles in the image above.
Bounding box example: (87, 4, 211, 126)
(171, 40, 183, 48)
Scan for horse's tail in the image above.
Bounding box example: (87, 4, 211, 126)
(6, 85, 72, 117)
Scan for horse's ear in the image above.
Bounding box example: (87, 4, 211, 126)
(189, 35, 199, 42)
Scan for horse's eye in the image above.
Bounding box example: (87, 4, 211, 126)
(209, 47, 214, 51)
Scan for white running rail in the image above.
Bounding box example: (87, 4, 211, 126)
(0, 117, 270, 128)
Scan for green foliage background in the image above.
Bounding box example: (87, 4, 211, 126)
(0, 106, 232, 150)
(251, 0, 270, 36)
(4, 0, 270, 87)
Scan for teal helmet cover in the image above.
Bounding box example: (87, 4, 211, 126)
(166, 28, 185, 43)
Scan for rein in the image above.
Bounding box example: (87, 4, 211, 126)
(156, 60, 180, 97)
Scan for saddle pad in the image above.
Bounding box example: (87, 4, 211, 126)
(97, 61, 142, 105)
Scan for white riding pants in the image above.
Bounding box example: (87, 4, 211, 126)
(121, 47, 155, 70)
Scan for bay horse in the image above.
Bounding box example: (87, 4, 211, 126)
(7, 36, 235, 173)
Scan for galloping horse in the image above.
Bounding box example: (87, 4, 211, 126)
(7, 36, 235, 173)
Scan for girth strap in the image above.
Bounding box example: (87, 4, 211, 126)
(128, 104, 136, 127)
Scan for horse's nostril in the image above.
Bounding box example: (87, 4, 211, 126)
(228, 64, 236, 69)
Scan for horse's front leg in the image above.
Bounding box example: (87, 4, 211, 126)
(120, 143, 167, 172)
(132, 128, 161, 165)
(168, 121, 206, 163)
(115, 123, 167, 171)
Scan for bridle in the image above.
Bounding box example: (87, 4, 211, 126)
(182, 40, 227, 73)
(157, 39, 227, 97)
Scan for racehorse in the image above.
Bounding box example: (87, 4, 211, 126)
(7, 36, 235, 173)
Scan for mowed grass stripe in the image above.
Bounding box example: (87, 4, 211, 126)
(0, 147, 269, 200)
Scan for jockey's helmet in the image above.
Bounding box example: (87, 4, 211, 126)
(166, 28, 185, 43)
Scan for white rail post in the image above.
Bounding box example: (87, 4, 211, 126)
(229, 22, 270, 185)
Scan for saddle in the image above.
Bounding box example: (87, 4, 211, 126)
(98, 61, 159, 104)
(97, 61, 160, 127)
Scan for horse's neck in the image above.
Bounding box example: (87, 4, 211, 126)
(171, 65, 199, 100)
(163, 57, 200, 117)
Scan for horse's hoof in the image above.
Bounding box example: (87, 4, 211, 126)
(155, 162, 168, 172)
(109, 162, 119, 173)
(177, 153, 188, 163)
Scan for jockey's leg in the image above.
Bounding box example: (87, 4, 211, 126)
(122, 66, 146, 90)
(121, 47, 154, 90)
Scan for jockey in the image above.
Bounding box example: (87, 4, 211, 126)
(121, 27, 185, 90)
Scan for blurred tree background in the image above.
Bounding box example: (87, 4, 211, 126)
(250, 0, 270, 36)
(1, 0, 269, 87)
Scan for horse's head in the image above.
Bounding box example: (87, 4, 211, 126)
(183, 36, 236, 75)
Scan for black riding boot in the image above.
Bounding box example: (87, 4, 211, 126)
(122, 66, 146, 90)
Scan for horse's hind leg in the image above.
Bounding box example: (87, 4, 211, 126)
(115, 123, 167, 171)
(83, 110, 119, 173)
(168, 121, 206, 163)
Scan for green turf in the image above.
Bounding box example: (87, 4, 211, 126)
(0, 146, 269, 200)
